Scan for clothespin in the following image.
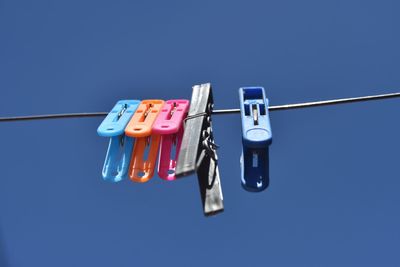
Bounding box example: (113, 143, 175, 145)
(152, 100, 190, 181)
(239, 87, 272, 192)
(176, 83, 224, 216)
(97, 100, 141, 182)
(125, 100, 164, 182)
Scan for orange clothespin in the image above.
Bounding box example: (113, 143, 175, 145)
(125, 100, 165, 182)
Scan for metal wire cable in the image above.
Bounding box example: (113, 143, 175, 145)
(1, 91, 400, 122)
(212, 91, 400, 114)
(0, 112, 108, 122)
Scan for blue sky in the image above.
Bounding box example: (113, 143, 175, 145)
(1, 0, 400, 266)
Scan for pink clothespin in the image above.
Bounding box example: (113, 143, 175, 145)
(152, 99, 190, 181)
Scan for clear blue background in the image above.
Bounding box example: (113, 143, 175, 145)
(1, 0, 399, 266)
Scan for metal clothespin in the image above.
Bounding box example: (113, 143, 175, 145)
(125, 100, 164, 182)
(97, 100, 140, 182)
(239, 87, 272, 192)
(152, 99, 190, 181)
(175, 83, 224, 216)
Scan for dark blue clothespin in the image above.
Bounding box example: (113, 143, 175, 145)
(97, 100, 140, 182)
(239, 87, 272, 192)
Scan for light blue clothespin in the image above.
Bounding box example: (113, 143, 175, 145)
(239, 87, 272, 192)
(97, 100, 140, 182)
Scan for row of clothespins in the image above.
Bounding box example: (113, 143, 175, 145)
(97, 83, 272, 216)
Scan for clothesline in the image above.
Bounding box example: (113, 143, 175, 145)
(0, 91, 400, 122)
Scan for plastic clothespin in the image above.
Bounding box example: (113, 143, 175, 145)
(125, 100, 164, 182)
(152, 100, 190, 181)
(176, 83, 224, 216)
(97, 100, 141, 182)
(239, 87, 272, 192)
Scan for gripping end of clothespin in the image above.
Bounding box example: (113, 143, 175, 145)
(97, 100, 141, 137)
(239, 87, 272, 192)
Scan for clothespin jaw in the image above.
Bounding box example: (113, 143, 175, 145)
(97, 100, 140, 182)
(125, 100, 164, 183)
(239, 87, 272, 192)
(176, 83, 224, 216)
(152, 100, 190, 181)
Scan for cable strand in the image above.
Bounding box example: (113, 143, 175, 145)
(1, 91, 399, 122)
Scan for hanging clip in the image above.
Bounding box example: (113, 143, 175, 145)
(125, 100, 164, 182)
(97, 100, 140, 182)
(176, 83, 224, 216)
(239, 87, 272, 192)
(152, 100, 190, 181)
